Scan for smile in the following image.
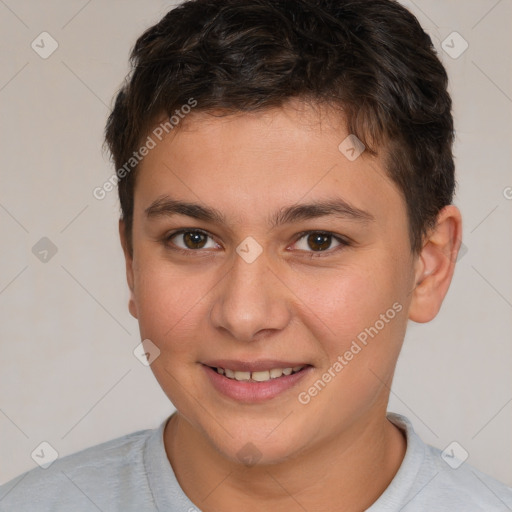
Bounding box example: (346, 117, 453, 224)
(212, 365, 305, 382)
(201, 362, 313, 403)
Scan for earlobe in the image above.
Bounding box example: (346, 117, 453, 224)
(128, 292, 138, 319)
(408, 205, 463, 323)
(119, 219, 138, 319)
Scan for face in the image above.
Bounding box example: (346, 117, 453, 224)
(121, 101, 419, 464)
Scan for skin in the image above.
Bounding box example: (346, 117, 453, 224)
(119, 100, 462, 511)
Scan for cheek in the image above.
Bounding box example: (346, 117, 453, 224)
(132, 258, 209, 351)
(132, 261, 209, 406)
(297, 260, 405, 353)
(297, 266, 407, 418)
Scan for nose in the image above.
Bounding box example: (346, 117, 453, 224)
(209, 245, 291, 343)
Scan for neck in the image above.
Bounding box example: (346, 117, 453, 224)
(164, 410, 406, 512)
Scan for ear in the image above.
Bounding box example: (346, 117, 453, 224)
(408, 205, 463, 323)
(119, 219, 138, 319)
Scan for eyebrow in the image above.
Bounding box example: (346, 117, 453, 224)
(144, 195, 375, 227)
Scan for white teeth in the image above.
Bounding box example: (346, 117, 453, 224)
(252, 370, 270, 382)
(269, 368, 283, 378)
(234, 370, 251, 381)
(215, 365, 305, 382)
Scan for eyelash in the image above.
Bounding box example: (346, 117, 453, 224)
(162, 229, 351, 258)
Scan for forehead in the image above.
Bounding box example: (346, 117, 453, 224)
(134, 103, 405, 230)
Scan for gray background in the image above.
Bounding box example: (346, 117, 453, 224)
(0, 0, 511, 486)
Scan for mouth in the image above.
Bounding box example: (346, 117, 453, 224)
(208, 364, 306, 382)
(201, 360, 313, 403)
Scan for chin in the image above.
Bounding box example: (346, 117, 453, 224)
(200, 412, 316, 467)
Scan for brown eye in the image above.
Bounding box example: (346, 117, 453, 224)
(293, 231, 346, 254)
(306, 233, 332, 251)
(169, 230, 216, 250)
(184, 231, 207, 249)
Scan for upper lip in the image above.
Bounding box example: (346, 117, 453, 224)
(202, 360, 311, 372)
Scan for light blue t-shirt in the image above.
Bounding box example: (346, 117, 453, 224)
(1, 413, 511, 511)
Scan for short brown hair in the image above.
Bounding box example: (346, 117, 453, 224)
(105, 0, 455, 256)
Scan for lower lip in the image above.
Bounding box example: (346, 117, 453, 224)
(202, 364, 313, 403)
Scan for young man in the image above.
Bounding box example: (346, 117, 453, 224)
(1, 0, 511, 510)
